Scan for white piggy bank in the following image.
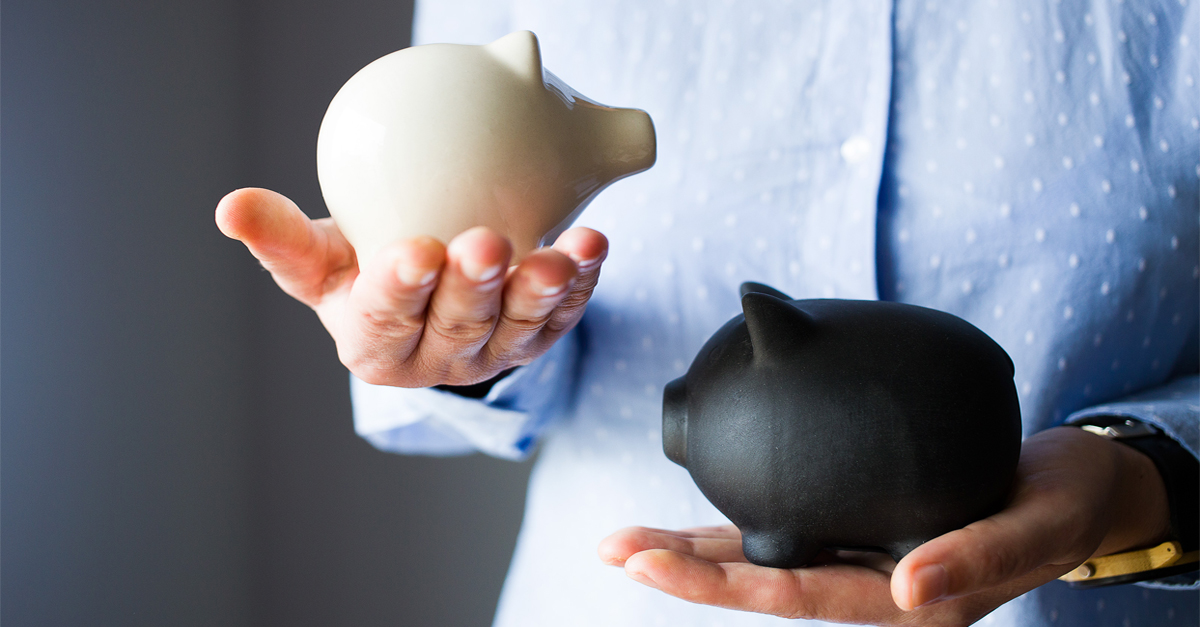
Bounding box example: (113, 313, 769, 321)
(316, 30, 656, 264)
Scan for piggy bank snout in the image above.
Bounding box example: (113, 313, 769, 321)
(662, 377, 688, 467)
(589, 106, 656, 178)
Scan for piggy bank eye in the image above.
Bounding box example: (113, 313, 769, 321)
(485, 30, 543, 83)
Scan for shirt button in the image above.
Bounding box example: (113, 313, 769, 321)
(840, 135, 873, 164)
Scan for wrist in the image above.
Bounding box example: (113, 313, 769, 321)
(1060, 417, 1199, 588)
(1102, 435, 1172, 555)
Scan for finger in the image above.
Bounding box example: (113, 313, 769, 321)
(215, 188, 357, 307)
(598, 526, 747, 566)
(414, 227, 512, 382)
(675, 525, 743, 540)
(624, 550, 901, 621)
(483, 248, 579, 364)
(336, 237, 447, 386)
(551, 227, 608, 268)
(824, 549, 898, 573)
(545, 227, 608, 334)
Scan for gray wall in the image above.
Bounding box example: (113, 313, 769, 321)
(2, 1, 533, 625)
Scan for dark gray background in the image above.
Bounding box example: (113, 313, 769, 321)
(2, 1, 534, 625)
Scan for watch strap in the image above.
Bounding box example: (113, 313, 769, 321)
(434, 367, 517, 399)
(1061, 541, 1200, 588)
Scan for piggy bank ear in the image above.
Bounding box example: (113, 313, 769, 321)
(739, 282, 793, 301)
(485, 30, 543, 82)
(741, 292, 815, 361)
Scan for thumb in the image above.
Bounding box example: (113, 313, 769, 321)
(890, 496, 1088, 611)
(215, 187, 356, 306)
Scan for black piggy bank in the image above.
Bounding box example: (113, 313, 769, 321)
(662, 282, 1022, 569)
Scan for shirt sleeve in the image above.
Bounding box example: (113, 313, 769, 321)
(1065, 375, 1199, 459)
(351, 329, 580, 460)
(1065, 374, 1200, 590)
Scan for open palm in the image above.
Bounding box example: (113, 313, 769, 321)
(216, 187, 608, 387)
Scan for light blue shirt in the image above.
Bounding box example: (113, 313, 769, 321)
(351, 1, 1200, 625)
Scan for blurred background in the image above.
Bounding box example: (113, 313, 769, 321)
(2, 1, 535, 625)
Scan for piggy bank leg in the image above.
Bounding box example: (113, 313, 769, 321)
(741, 529, 823, 569)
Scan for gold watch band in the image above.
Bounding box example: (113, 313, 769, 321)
(1060, 541, 1200, 583)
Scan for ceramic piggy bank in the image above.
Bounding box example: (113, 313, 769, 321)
(316, 30, 656, 264)
(662, 282, 1022, 569)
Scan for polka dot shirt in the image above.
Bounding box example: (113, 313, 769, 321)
(351, 1, 1200, 625)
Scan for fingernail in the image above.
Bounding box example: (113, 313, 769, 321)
(398, 267, 437, 287)
(573, 255, 601, 270)
(460, 259, 502, 283)
(532, 280, 567, 297)
(910, 564, 948, 608)
(626, 569, 659, 590)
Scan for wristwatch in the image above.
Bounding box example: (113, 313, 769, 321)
(435, 367, 517, 399)
(1060, 418, 1200, 588)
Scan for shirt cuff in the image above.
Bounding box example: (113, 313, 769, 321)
(351, 331, 579, 460)
(1065, 374, 1199, 459)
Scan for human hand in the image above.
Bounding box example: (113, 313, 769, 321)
(215, 187, 607, 387)
(599, 427, 1171, 625)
